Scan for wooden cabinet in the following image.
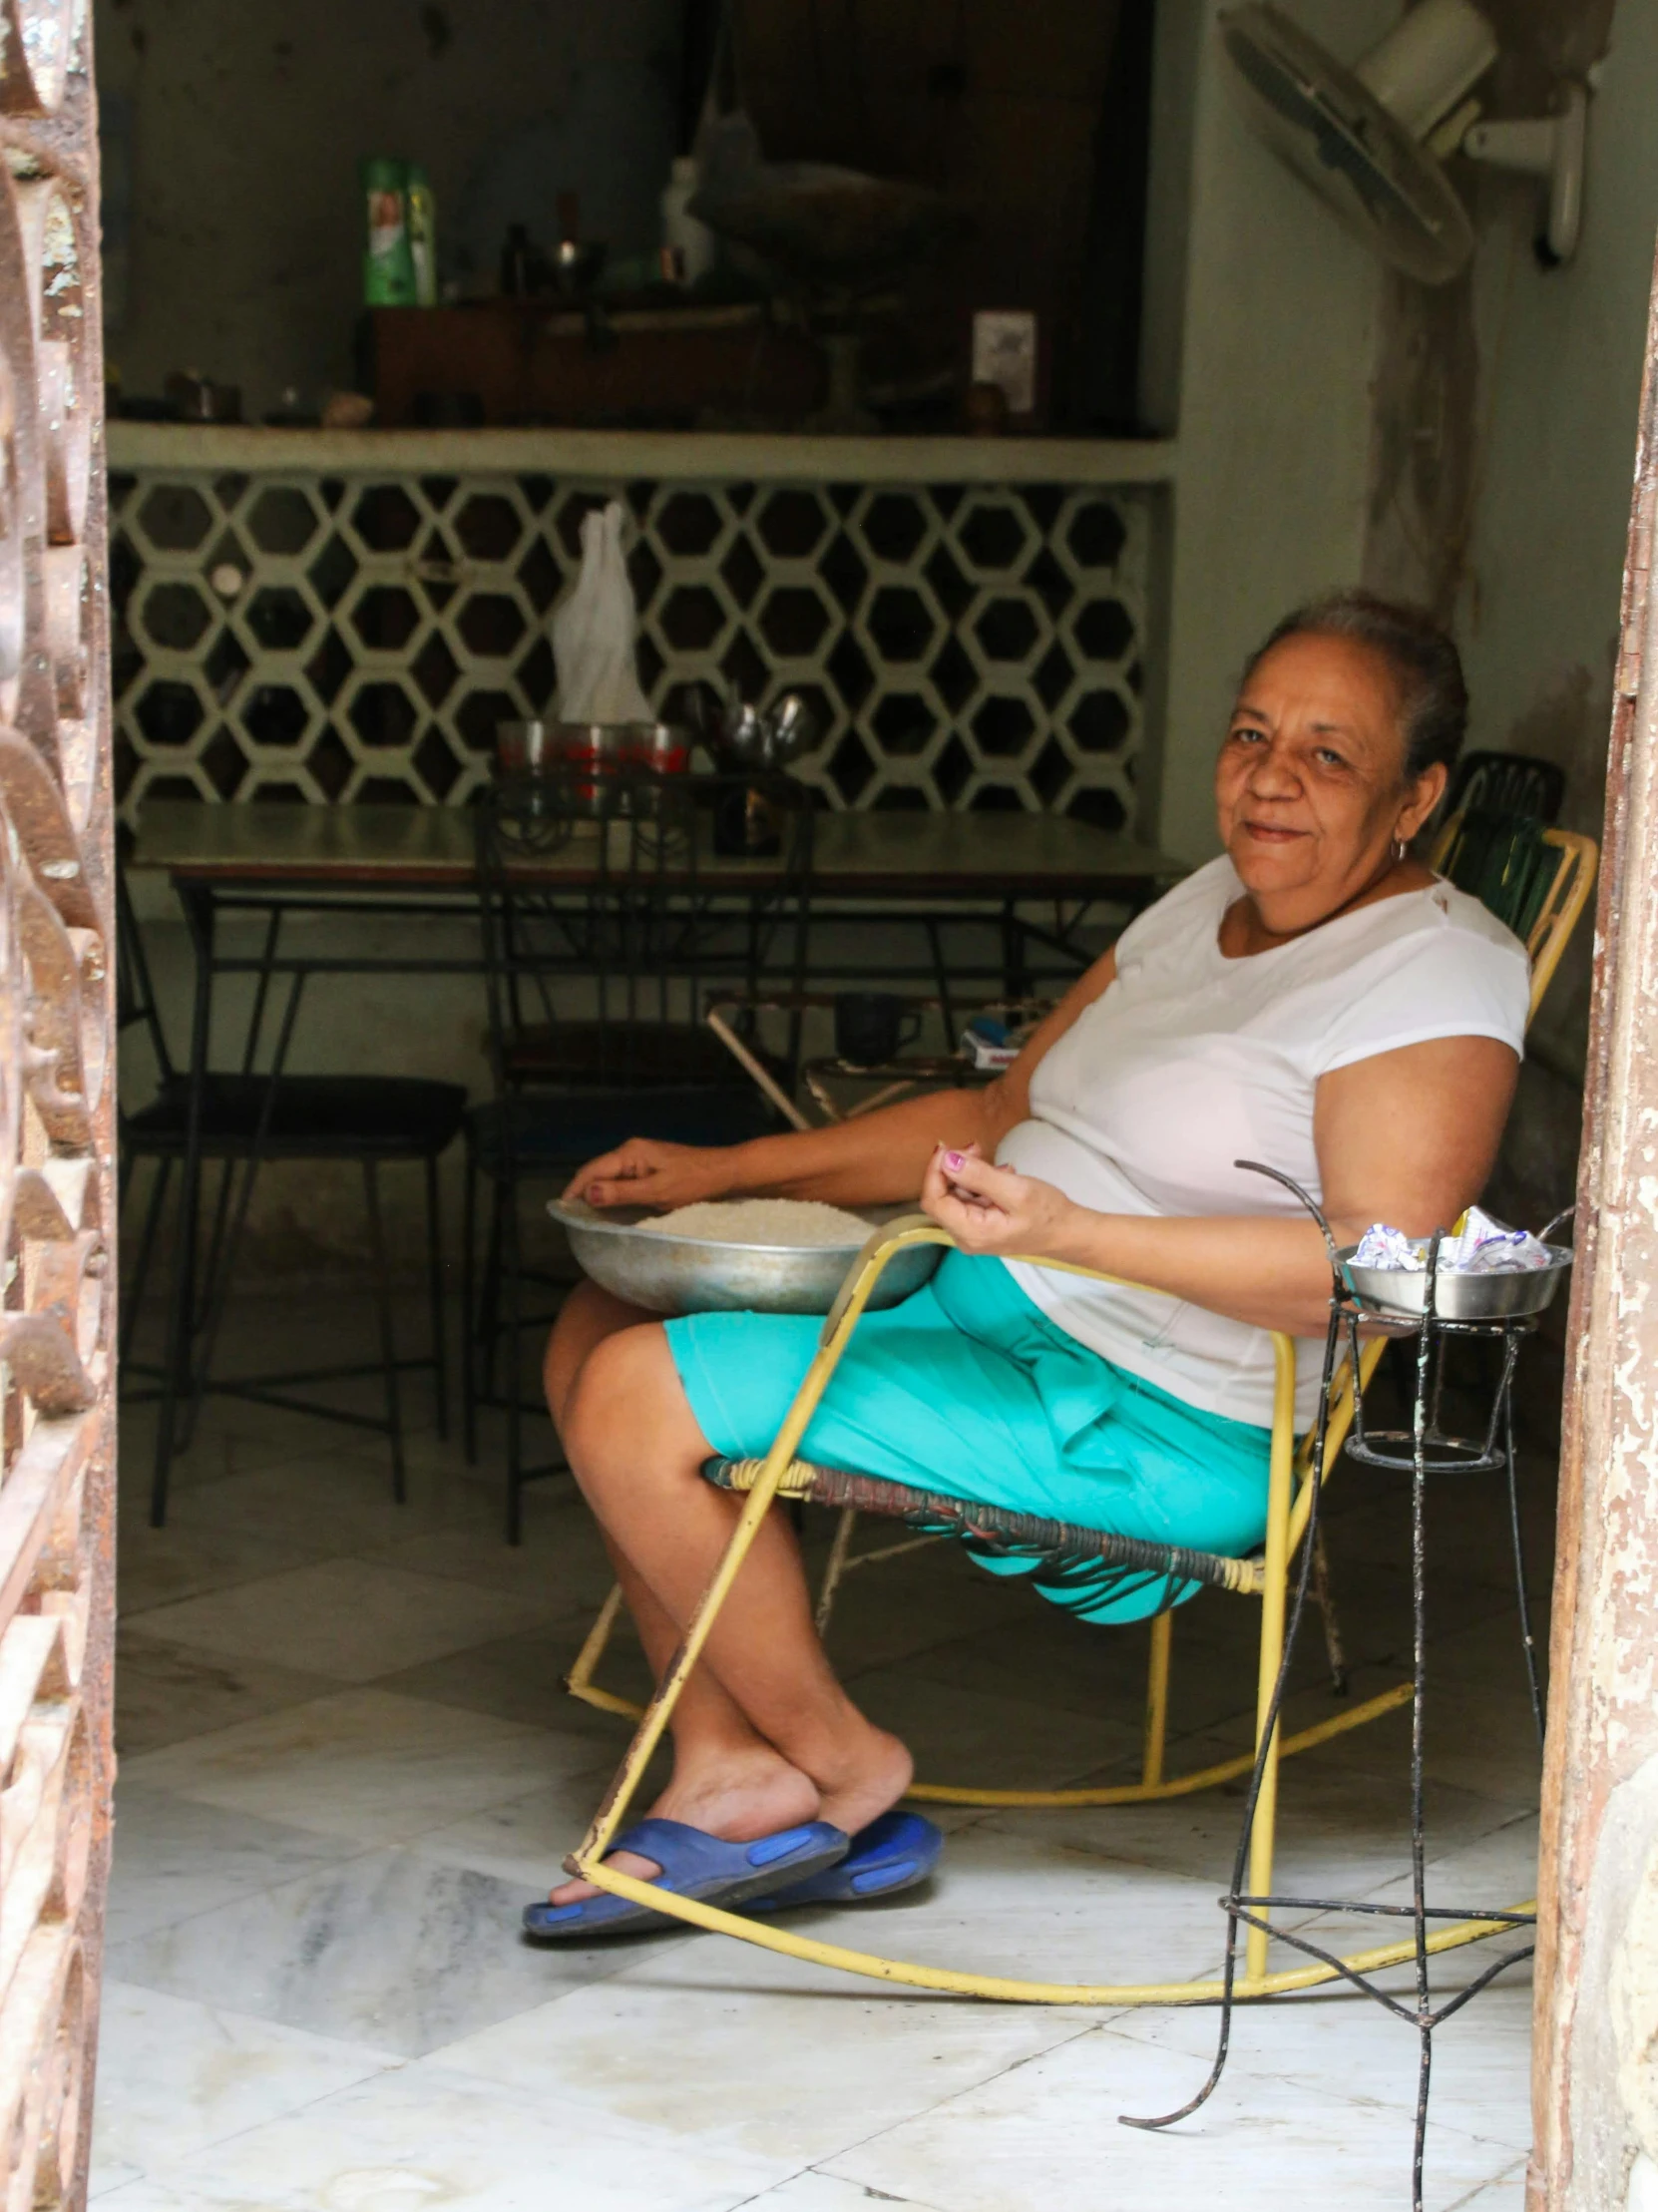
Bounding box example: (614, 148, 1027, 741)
(371, 303, 824, 430)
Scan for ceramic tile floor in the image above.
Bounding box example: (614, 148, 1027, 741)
(99, 1294, 1550, 2211)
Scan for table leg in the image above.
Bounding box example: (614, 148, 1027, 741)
(151, 883, 215, 1527)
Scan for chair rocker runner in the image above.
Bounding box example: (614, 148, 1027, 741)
(560, 824, 1596, 2004)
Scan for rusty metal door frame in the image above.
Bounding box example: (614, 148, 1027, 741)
(0, 10, 118, 2208)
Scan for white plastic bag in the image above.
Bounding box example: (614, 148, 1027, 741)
(551, 501, 652, 724)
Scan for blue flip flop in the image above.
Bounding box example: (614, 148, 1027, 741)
(748, 1812, 943, 1912)
(522, 1817, 850, 1941)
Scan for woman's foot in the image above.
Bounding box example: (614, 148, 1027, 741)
(547, 1744, 822, 1907)
(548, 1722, 915, 1907)
(815, 1720, 914, 1845)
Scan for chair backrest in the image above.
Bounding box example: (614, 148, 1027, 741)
(1289, 817, 1599, 1532)
(473, 766, 814, 1095)
(1432, 809, 1598, 1028)
(1440, 748, 1566, 827)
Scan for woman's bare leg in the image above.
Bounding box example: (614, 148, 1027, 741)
(545, 1285, 858, 1901)
(546, 1314, 911, 1902)
(547, 1282, 775, 1760)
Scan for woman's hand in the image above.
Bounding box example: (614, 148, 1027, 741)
(921, 1143, 1085, 1263)
(563, 1138, 736, 1212)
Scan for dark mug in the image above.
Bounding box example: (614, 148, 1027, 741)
(835, 992, 921, 1068)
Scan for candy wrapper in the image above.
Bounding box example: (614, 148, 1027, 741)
(1352, 1206, 1553, 1275)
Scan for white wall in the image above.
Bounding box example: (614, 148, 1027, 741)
(1148, 0, 1393, 861)
(1457, 5, 1658, 1069)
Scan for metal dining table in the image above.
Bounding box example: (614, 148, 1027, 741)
(124, 796, 1184, 1502)
(128, 795, 1186, 1044)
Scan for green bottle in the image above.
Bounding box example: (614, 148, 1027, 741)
(406, 165, 438, 306)
(362, 157, 416, 306)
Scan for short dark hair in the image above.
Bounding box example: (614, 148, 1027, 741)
(1242, 589, 1467, 783)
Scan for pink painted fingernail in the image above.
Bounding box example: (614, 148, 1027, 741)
(944, 1151, 966, 1171)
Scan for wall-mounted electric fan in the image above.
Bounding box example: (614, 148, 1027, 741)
(1220, 0, 1588, 283)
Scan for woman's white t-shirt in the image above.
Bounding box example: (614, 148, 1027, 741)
(998, 856, 1530, 1429)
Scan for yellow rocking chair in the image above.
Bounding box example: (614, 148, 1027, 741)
(561, 825, 1596, 2005)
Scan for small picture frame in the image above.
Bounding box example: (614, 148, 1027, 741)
(971, 310, 1038, 416)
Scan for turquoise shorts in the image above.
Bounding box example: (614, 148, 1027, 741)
(664, 1250, 1271, 1624)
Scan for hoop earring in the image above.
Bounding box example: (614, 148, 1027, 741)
(1393, 838, 1408, 862)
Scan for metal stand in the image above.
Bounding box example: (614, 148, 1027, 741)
(1125, 1228, 1545, 2212)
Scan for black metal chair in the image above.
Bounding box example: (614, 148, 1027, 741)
(118, 869, 467, 1526)
(465, 766, 813, 1540)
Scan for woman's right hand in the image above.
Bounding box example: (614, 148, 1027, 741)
(562, 1137, 737, 1212)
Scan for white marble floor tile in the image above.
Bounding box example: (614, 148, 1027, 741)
(743, 2175, 949, 2211)
(133, 2062, 788, 2212)
(900, 1606, 1263, 1739)
(823, 2015, 1525, 2212)
(849, 1666, 1143, 1791)
(120, 1689, 560, 1845)
(116, 1521, 328, 1617)
(409, 1771, 643, 1890)
(431, 1921, 1092, 2167)
(375, 1621, 650, 1734)
(88, 2157, 144, 2201)
(1447, 2159, 1526, 2209)
(162, 1453, 494, 1555)
(1201, 1663, 1543, 1813)
(814, 1547, 1036, 1678)
(122, 1397, 390, 1490)
(129, 1559, 557, 1684)
(109, 1844, 650, 2056)
(91, 1980, 396, 2187)
(1275, 1812, 1540, 1975)
(1096, 1976, 1535, 2152)
(117, 1631, 344, 1756)
(569, 1823, 1232, 1996)
(978, 1744, 1524, 1905)
(358, 1500, 617, 1611)
(107, 1785, 367, 1946)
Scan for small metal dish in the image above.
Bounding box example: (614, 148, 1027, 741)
(550, 1198, 943, 1316)
(1336, 1242, 1574, 1320)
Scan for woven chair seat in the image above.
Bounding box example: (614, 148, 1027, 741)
(702, 1456, 1267, 1597)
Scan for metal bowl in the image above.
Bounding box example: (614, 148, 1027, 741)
(550, 1199, 943, 1316)
(1336, 1243, 1574, 1320)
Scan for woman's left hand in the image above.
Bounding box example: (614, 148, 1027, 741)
(920, 1143, 1083, 1262)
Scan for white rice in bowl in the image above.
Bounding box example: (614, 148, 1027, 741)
(639, 1198, 874, 1248)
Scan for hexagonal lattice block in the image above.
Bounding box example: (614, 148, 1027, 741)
(455, 494, 525, 563)
(757, 489, 829, 562)
(974, 598, 1041, 664)
(139, 581, 213, 653)
(348, 586, 422, 655)
(758, 584, 832, 661)
(247, 487, 322, 557)
(135, 678, 206, 747)
(244, 588, 315, 655)
(457, 594, 527, 659)
(347, 679, 421, 749)
(113, 465, 1151, 819)
(349, 485, 421, 553)
(136, 485, 212, 554)
(864, 587, 936, 665)
(953, 498, 1034, 577)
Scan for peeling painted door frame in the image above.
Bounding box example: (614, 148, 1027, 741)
(1532, 236, 1658, 2210)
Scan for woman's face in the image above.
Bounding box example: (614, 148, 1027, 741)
(1213, 632, 1448, 930)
